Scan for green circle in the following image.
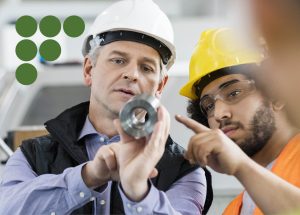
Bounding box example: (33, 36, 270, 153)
(15, 15, 37, 37)
(15, 39, 37, 61)
(39, 39, 61, 61)
(16, 63, 38, 85)
(63, 15, 85, 37)
(39, 16, 61, 37)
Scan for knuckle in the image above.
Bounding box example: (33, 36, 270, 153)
(190, 135, 199, 143)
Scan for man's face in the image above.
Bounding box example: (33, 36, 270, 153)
(84, 41, 165, 117)
(201, 74, 276, 157)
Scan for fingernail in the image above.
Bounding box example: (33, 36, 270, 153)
(175, 114, 181, 119)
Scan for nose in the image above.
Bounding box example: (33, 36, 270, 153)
(213, 99, 232, 123)
(122, 64, 139, 82)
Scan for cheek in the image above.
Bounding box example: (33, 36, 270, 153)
(207, 118, 219, 129)
(234, 97, 264, 126)
(140, 75, 160, 91)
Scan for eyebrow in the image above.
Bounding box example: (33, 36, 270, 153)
(218, 79, 240, 89)
(109, 50, 129, 58)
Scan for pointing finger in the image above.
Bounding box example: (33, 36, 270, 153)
(175, 114, 210, 133)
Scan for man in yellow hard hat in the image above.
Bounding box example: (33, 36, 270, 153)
(0, 0, 212, 214)
(176, 28, 300, 214)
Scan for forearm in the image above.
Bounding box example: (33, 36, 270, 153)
(0, 148, 105, 214)
(119, 169, 206, 215)
(235, 159, 300, 214)
(0, 164, 101, 214)
(120, 183, 182, 215)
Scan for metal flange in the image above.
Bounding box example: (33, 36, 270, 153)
(119, 94, 160, 139)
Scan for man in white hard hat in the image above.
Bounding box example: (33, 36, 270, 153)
(0, 0, 212, 214)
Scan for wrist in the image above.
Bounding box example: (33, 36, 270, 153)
(233, 155, 252, 179)
(121, 180, 149, 201)
(82, 161, 108, 189)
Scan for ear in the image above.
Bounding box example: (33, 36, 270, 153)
(272, 100, 286, 111)
(156, 75, 168, 99)
(83, 56, 93, 86)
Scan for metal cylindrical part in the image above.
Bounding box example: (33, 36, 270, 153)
(119, 94, 160, 139)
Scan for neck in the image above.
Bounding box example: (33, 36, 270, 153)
(252, 120, 300, 166)
(88, 100, 119, 138)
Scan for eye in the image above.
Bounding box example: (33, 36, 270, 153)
(110, 58, 126, 65)
(228, 89, 242, 98)
(205, 102, 215, 112)
(141, 65, 154, 73)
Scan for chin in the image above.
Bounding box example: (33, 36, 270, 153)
(233, 136, 245, 146)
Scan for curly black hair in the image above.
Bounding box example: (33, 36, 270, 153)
(187, 98, 209, 127)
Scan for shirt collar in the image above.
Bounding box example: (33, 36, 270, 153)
(78, 116, 101, 140)
(77, 116, 120, 143)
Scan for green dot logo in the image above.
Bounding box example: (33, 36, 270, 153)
(63, 16, 85, 37)
(15, 15, 86, 85)
(39, 39, 61, 61)
(16, 39, 37, 61)
(16, 15, 37, 37)
(16, 63, 38, 85)
(40, 15, 61, 37)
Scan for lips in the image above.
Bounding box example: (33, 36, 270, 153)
(116, 88, 136, 96)
(221, 126, 239, 137)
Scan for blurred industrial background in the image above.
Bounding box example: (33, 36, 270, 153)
(0, 0, 243, 214)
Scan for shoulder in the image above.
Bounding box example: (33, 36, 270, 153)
(21, 134, 56, 153)
(20, 134, 57, 172)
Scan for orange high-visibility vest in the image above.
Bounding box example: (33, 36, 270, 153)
(223, 134, 300, 215)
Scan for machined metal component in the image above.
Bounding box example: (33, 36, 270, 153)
(119, 94, 160, 139)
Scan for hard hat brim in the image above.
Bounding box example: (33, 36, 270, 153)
(179, 63, 261, 100)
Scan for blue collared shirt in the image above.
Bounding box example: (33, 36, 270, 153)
(0, 116, 207, 215)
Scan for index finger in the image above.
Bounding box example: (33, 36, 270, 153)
(175, 114, 210, 133)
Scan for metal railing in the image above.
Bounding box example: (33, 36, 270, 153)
(0, 77, 22, 134)
(0, 137, 13, 157)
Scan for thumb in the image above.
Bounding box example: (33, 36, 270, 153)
(113, 119, 132, 143)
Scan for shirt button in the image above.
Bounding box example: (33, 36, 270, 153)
(136, 206, 143, 213)
(79, 192, 85, 198)
(90, 197, 95, 201)
(99, 137, 105, 142)
(127, 203, 131, 208)
(50, 212, 55, 215)
(100, 199, 106, 205)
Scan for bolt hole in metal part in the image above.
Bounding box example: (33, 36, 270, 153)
(119, 94, 160, 139)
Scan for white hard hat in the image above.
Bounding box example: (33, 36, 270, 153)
(82, 0, 176, 70)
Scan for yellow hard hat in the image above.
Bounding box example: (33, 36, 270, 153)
(179, 28, 264, 100)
